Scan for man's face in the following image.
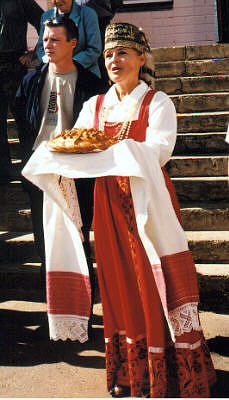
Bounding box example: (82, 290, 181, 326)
(51, 0, 72, 13)
(43, 26, 76, 64)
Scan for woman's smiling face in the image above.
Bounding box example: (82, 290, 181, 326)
(104, 47, 145, 85)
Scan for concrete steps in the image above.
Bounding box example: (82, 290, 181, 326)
(1, 202, 228, 232)
(167, 155, 229, 176)
(181, 203, 229, 231)
(0, 209, 32, 232)
(154, 42, 229, 316)
(155, 59, 229, 79)
(0, 232, 38, 263)
(152, 43, 229, 62)
(0, 262, 42, 290)
(7, 119, 18, 139)
(173, 177, 229, 202)
(171, 92, 229, 113)
(177, 111, 229, 133)
(197, 264, 229, 312)
(186, 231, 229, 263)
(8, 138, 21, 158)
(174, 132, 229, 155)
(0, 230, 228, 312)
(0, 181, 30, 208)
(155, 75, 229, 94)
(1, 230, 229, 262)
(1, 230, 228, 265)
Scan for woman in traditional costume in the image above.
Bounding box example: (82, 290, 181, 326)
(74, 22, 216, 398)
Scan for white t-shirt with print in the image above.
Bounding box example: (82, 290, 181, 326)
(33, 67, 77, 150)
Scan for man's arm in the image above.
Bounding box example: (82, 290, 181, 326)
(14, 80, 37, 166)
(23, 0, 44, 34)
(19, 0, 44, 65)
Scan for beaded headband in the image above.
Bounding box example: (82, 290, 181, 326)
(104, 22, 151, 53)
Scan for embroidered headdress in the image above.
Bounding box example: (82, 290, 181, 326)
(104, 22, 155, 88)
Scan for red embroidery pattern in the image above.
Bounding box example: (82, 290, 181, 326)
(105, 333, 215, 398)
(105, 334, 150, 397)
(115, 176, 144, 295)
(103, 177, 216, 397)
(115, 176, 135, 232)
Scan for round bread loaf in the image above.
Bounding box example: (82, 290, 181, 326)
(47, 127, 117, 153)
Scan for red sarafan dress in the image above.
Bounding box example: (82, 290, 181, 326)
(93, 90, 216, 397)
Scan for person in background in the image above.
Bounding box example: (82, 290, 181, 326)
(0, 0, 43, 184)
(14, 17, 103, 330)
(36, 0, 102, 78)
(76, 0, 123, 82)
(73, 22, 216, 397)
(78, 0, 123, 43)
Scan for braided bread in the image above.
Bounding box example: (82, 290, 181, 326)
(47, 127, 117, 153)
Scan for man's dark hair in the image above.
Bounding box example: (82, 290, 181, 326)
(44, 16, 79, 41)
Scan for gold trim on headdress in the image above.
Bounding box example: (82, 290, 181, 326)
(104, 22, 151, 53)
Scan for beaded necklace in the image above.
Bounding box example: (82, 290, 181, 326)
(99, 98, 141, 142)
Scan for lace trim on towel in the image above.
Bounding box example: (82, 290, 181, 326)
(48, 314, 89, 343)
(59, 176, 83, 239)
(169, 302, 202, 337)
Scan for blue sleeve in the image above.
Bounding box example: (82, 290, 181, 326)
(73, 7, 102, 69)
(36, 12, 47, 61)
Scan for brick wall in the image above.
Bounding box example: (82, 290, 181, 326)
(113, 0, 218, 48)
(27, 0, 218, 50)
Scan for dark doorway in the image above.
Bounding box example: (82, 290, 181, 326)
(217, 0, 229, 42)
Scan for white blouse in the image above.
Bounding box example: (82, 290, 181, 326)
(74, 80, 177, 166)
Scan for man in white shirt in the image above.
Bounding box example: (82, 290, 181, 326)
(15, 17, 103, 330)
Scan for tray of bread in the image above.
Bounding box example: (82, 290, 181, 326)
(46, 127, 117, 153)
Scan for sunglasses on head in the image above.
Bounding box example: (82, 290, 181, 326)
(44, 15, 79, 40)
(44, 15, 69, 25)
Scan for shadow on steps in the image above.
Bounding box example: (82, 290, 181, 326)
(211, 369, 229, 398)
(0, 307, 105, 368)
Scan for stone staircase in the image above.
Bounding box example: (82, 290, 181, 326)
(1, 43, 229, 312)
(153, 43, 229, 312)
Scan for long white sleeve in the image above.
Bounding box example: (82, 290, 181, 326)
(74, 83, 177, 166)
(146, 91, 177, 166)
(74, 95, 98, 129)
